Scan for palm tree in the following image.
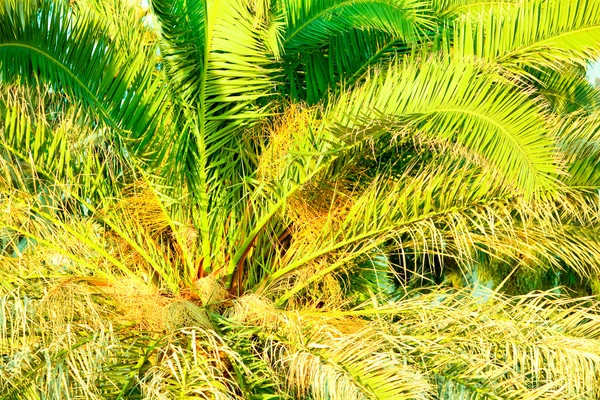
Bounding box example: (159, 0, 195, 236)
(2, 0, 600, 397)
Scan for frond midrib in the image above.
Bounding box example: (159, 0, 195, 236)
(284, 0, 354, 46)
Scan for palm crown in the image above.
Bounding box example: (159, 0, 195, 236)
(3, 0, 600, 398)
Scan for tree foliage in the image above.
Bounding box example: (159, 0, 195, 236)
(1, 0, 600, 397)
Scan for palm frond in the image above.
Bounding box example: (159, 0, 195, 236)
(556, 110, 600, 189)
(0, 83, 126, 200)
(286, 28, 407, 103)
(279, 0, 434, 102)
(149, 0, 278, 274)
(0, 0, 166, 159)
(385, 290, 600, 398)
(533, 67, 600, 115)
(242, 78, 568, 295)
(275, 331, 435, 399)
(328, 57, 559, 195)
(149, 0, 207, 104)
(431, 0, 523, 17)
(281, 0, 433, 53)
(74, 0, 159, 66)
(217, 315, 293, 398)
(0, 181, 192, 293)
(140, 329, 244, 399)
(452, 0, 600, 73)
(267, 153, 600, 304)
(230, 290, 600, 399)
(150, 0, 275, 121)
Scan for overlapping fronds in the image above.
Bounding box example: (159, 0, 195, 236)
(2, 0, 600, 398)
(534, 67, 600, 114)
(431, 0, 523, 17)
(248, 87, 597, 300)
(0, 83, 126, 201)
(0, 0, 166, 158)
(141, 329, 245, 399)
(2, 239, 600, 399)
(151, 0, 275, 156)
(286, 28, 405, 103)
(75, 0, 158, 66)
(222, 290, 600, 400)
(225, 295, 434, 399)
(383, 289, 600, 398)
(150, 0, 207, 104)
(0, 184, 120, 282)
(279, 0, 434, 102)
(0, 181, 196, 294)
(452, 0, 600, 73)
(281, 0, 433, 52)
(266, 156, 600, 305)
(271, 328, 435, 399)
(328, 57, 560, 195)
(282, 0, 433, 104)
(556, 110, 600, 189)
(0, 285, 151, 399)
(149, 0, 280, 276)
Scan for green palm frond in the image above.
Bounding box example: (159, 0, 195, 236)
(151, 0, 275, 114)
(148, 0, 279, 274)
(0, 84, 126, 200)
(0, 0, 166, 159)
(533, 67, 600, 114)
(328, 57, 559, 195)
(243, 80, 583, 297)
(329, 28, 406, 85)
(452, 0, 600, 73)
(287, 28, 408, 103)
(556, 111, 600, 189)
(281, 0, 433, 53)
(431, 0, 523, 17)
(149, 0, 207, 104)
(262, 161, 497, 297)
(279, 0, 434, 102)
